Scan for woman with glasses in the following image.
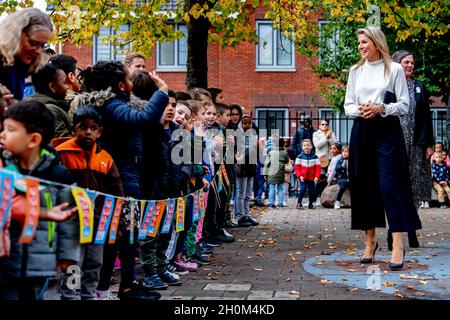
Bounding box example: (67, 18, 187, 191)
(228, 103, 243, 130)
(313, 119, 337, 170)
(0, 8, 53, 104)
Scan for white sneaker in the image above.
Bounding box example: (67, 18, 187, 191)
(334, 201, 341, 209)
(419, 201, 424, 208)
(424, 201, 429, 209)
(96, 290, 118, 300)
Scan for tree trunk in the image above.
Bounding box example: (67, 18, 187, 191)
(186, 0, 211, 90)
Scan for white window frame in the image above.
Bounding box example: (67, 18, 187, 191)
(93, 25, 131, 63)
(256, 21, 295, 72)
(255, 107, 290, 137)
(318, 20, 339, 65)
(156, 23, 187, 72)
(431, 108, 448, 146)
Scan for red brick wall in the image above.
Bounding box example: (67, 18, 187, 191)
(62, 7, 324, 117)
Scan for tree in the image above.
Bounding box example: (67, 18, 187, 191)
(266, 0, 449, 111)
(1, 1, 448, 103)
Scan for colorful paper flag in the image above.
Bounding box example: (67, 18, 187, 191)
(94, 196, 116, 244)
(108, 198, 124, 244)
(192, 191, 200, 223)
(72, 187, 94, 244)
(139, 201, 155, 239)
(147, 200, 167, 237)
(0, 170, 15, 231)
(175, 197, 185, 232)
(165, 227, 179, 260)
(160, 199, 176, 234)
(129, 200, 136, 244)
(18, 178, 41, 244)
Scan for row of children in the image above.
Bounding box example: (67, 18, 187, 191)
(260, 137, 350, 210)
(0, 52, 259, 300)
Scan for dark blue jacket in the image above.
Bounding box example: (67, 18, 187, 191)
(141, 121, 179, 199)
(335, 157, 349, 181)
(290, 125, 315, 157)
(0, 61, 28, 101)
(432, 163, 448, 183)
(97, 90, 168, 198)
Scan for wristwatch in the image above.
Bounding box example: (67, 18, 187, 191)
(380, 104, 386, 116)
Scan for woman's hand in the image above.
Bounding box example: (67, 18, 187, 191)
(360, 103, 383, 119)
(0, 84, 16, 107)
(148, 70, 169, 93)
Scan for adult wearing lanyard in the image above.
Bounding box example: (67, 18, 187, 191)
(0, 8, 53, 104)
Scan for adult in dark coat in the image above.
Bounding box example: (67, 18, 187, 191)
(290, 115, 315, 157)
(386, 50, 435, 250)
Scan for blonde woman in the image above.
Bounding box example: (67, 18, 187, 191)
(0, 8, 53, 102)
(344, 27, 421, 271)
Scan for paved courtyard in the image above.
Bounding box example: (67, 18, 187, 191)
(45, 198, 450, 300)
(137, 198, 450, 300)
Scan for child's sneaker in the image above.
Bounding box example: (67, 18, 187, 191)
(440, 204, 447, 209)
(173, 253, 198, 272)
(419, 201, 425, 208)
(423, 201, 430, 209)
(334, 201, 341, 209)
(167, 263, 189, 275)
(114, 258, 121, 270)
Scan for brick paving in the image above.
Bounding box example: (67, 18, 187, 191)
(45, 197, 450, 300)
(150, 198, 450, 300)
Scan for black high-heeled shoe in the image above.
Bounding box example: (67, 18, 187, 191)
(388, 249, 405, 271)
(360, 242, 379, 264)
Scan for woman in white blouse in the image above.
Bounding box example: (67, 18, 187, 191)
(344, 27, 422, 271)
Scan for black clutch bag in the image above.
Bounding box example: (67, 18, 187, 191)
(383, 90, 397, 104)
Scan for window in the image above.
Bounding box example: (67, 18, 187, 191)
(318, 20, 339, 65)
(156, 23, 187, 71)
(431, 109, 448, 146)
(256, 21, 294, 71)
(255, 108, 289, 137)
(93, 25, 130, 63)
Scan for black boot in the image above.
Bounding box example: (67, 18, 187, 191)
(387, 230, 393, 251)
(408, 231, 419, 248)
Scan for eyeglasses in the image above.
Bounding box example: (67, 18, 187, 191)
(320, 123, 329, 126)
(25, 34, 47, 49)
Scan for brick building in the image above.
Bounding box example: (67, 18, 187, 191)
(56, 4, 448, 143)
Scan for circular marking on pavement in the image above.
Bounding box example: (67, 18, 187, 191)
(303, 243, 450, 299)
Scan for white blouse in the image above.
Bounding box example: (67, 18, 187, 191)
(344, 60, 410, 118)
